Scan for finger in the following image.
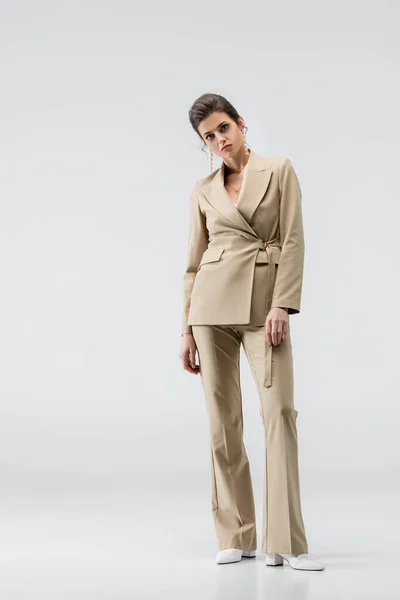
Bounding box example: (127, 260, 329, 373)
(283, 319, 289, 342)
(182, 350, 194, 373)
(184, 358, 198, 374)
(189, 348, 196, 369)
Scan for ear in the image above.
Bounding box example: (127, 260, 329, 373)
(237, 115, 245, 129)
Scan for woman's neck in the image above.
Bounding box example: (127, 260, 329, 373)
(224, 148, 250, 175)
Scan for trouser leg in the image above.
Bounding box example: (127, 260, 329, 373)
(191, 325, 257, 551)
(241, 325, 308, 555)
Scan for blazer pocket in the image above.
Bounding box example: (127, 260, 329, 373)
(197, 247, 225, 271)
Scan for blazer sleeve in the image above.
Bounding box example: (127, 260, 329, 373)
(270, 158, 305, 315)
(181, 180, 209, 336)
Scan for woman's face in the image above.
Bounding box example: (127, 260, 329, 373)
(197, 111, 245, 158)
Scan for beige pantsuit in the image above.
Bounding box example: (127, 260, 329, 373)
(191, 324, 308, 555)
(181, 148, 308, 554)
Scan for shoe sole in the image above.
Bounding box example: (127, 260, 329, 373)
(266, 553, 325, 570)
(216, 549, 257, 564)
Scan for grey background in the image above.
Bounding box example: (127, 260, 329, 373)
(0, 0, 399, 598)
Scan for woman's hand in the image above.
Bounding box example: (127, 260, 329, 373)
(179, 333, 200, 374)
(265, 307, 289, 346)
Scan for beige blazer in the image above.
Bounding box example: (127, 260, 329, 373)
(181, 148, 305, 336)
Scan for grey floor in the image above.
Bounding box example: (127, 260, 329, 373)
(0, 475, 398, 599)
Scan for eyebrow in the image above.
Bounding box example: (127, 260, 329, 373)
(202, 121, 226, 138)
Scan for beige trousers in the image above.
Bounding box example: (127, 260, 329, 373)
(191, 323, 308, 555)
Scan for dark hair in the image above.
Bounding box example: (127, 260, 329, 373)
(188, 93, 248, 153)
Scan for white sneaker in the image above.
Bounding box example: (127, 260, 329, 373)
(216, 548, 257, 564)
(266, 552, 325, 571)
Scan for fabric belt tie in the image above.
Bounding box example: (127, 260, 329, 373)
(264, 343, 273, 388)
(258, 240, 279, 389)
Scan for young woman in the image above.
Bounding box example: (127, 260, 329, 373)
(179, 93, 325, 571)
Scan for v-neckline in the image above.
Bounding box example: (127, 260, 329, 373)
(224, 159, 249, 208)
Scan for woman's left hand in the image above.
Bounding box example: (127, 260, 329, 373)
(265, 307, 289, 346)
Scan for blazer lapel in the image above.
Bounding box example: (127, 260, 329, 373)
(201, 148, 273, 238)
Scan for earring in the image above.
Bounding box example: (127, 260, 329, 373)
(243, 129, 249, 151)
(209, 148, 214, 173)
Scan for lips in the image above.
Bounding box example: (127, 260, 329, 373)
(221, 144, 232, 151)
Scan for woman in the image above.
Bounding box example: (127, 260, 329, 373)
(179, 93, 325, 571)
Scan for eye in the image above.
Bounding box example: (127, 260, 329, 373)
(205, 123, 229, 141)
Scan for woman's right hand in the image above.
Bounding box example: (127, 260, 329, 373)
(179, 333, 200, 375)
